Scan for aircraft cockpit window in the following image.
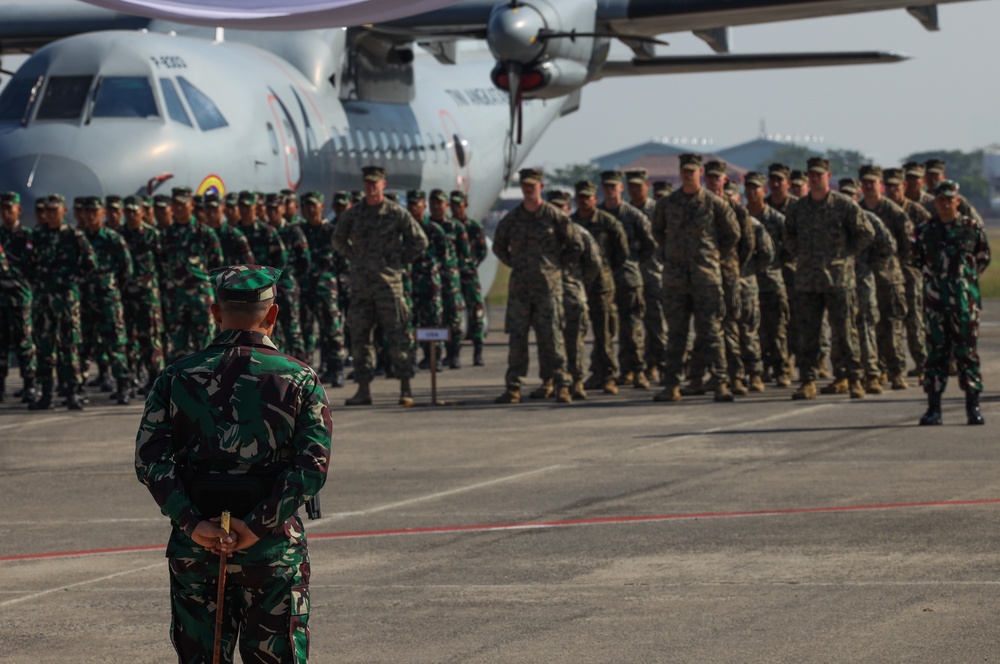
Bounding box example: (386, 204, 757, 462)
(177, 77, 228, 131)
(390, 132, 402, 160)
(0, 79, 34, 122)
(401, 133, 413, 161)
(379, 131, 391, 160)
(92, 77, 158, 118)
(36, 76, 93, 121)
(159, 79, 192, 127)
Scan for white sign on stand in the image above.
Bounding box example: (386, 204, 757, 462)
(416, 328, 451, 404)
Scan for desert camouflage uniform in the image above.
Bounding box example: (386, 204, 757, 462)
(766, 193, 801, 362)
(754, 204, 790, 381)
(898, 198, 932, 370)
(732, 217, 774, 380)
(135, 326, 332, 664)
(81, 225, 134, 382)
(272, 220, 310, 360)
(854, 211, 894, 380)
(160, 219, 224, 361)
(0, 221, 36, 384)
(301, 220, 346, 368)
(458, 215, 488, 342)
(635, 198, 667, 374)
(119, 222, 166, 381)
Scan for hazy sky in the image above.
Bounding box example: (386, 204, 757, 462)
(528, 0, 1000, 170)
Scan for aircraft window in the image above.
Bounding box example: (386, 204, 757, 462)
(379, 131, 391, 160)
(355, 129, 368, 160)
(415, 133, 425, 161)
(427, 132, 437, 163)
(92, 77, 158, 118)
(332, 128, 344, 157)
(453, 134, 467, 167)
(368, 129, 380, 160)
(390, 132, 402, 160)
(401, 133, 413, 161)
(344, 130, 356, 159)
(0, 78, 34, 122)
(159, 79, 192, 127)
(36, 76, 93, 121)
(266, 122, 279, 155)
(177, 77, 227, 131)
(439, 134, 449, 164)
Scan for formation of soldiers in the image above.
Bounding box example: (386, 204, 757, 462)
(491, 158, 991, 425)
(0, 179, 489, 410)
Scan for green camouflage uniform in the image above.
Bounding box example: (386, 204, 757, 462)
(332, 198, 428, 384)
(271, 220, 309, 360)
(161, 219, 223, 362)
(135, 309, 332, 664)
(434, 216, 469, 346)
(411, 218, 446, 331)
(457, 215, 488, 342)
(914, 214, 991, 393)
(119, 222, 166, 380)
(754, 204, 790, 380)
(300, 220, 346, 368)
(0, 221, 37, 384)
(216, 221, 254, 266)
(81, 225, 134, 381)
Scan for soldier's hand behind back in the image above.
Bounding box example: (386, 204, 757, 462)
(228, 518, 262, 552)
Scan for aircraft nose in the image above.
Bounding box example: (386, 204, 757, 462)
(0, 154, 104, 210)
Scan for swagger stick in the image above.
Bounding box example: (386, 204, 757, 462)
(212, 511, 231, 664)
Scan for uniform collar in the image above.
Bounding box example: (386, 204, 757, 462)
(209, 329, 278, 350)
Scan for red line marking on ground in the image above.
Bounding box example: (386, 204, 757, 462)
(4, 499, 999, 563)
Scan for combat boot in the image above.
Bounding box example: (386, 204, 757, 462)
(966, 390, 985, 426)
(345, 383, 373, 406)
(617, 371, 634, 387)
(848, 379, 866, 399)
(633, 371, 650, 390)
(731, 378, 749, 396)
(792, 381, 817, 400)
(448, 341, 462, 370)
(646, 366, 660, 385)
(864, 375, 883, 395)
(555, 385, 573, 404)
(399, 377, 414, 407)
(890, 373, 909, 390)
(116, 378, 132, 406)
(907, 366, 923, 378)
(774, 373, 792, 388)
(817, 354, 832, 379)
(76, 385, 90, 405)
(680, 377, 706, 396)
(29, 381, 54, 411)
(66, 388, 85, 410)
(570, 380, 587, 400)
(714, 382, 735, 402)
(820, 378, 848, 395)
(602, 378, 619, 395)
(20, 376, 37, 404)
(653, 386, 682, 402)
(529, 380, 554, 399)
(919, 392, 943, 425)
(330, 360, 345, 388)
(495, 386, 521, 404)
(748, 375, 766, 392)
(473, 340, 485, 366)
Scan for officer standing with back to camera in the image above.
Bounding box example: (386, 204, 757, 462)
(136, 264, 332, 664)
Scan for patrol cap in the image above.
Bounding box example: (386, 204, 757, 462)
(280, 189, 299, 203)
(600, 170, 624, 185)
(546, 190, 571, 206)
(789, 170, 807, 185)
(883, 168, 905, 185)
(385, 192, 399, 202)
(429, 188, 448, 203)
(171, 186, 193, 202)
(302, 191, 325, 206)
(46, 194, 65, 208)
(265, 193, 285, 207)
(406, 189, 426, 201)
(925, 159, 946, 174)
(80, 195, 103, 209)
(224, 192, 239, 206)
(678, 153, 702, 171)
(153, 194, 170, 208)
(211, 265, 282, 303)
(807, 157, 831, 174)
(704, 160, 728, 177)
(625, 168, 649, 184)
(574, 180, 597, 197)
(238, 190, 257, 205)
(934, 179, 960, 197)
(724, 181, 740, 196)
(449, 190, 467, 203)
(35, 198, 46, 209)
(859, 165, 883, 181)
(192, 194, 204, 208)
(350, 191, 363, 204)
(122, 195, 141, 211)
(744, 172, 767, 188)
(652, 181, 673, 195)
(1, 192, 20, 205)
(73, 197, 84, 210)
(519, 167, 543, 184)
(203, 192, 221, 208)
(768, 163, 791, 179)
(903, 161, 926, 177)
(838, 178, 859, 196)
(106, 195, 122, 209)
(330, 191, 349, 205)
(362, 165, 386, 182)
(141, 195, 153, 209)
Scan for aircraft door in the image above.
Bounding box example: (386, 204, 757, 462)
(266, 96, 301, 188)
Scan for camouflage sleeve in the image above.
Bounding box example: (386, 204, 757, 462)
(845, 200, 874, 256)
(752, 219, 775, 274)
(400, 210, 429, 265)
(871, 216, 896, 260)
(974, 223, 991, 276)
(269, 228, 288, 270)
(77, 229, 97, 276)
(331, 211, 353, 259)
(912, 223, 928, 272)
(891, 205, 913, 268)
(235, 230, 254, 265)
(117, 234, 134, 288)
(203, 226, 224, 271)
(293, 226, 311, 276)
(734, 204, 755, 267)
(246, 370, 332, 538)
(784, 203, 798, 260)
(555, 209, 583, 267)
(469, 220, 488, 265)
(0, 242, 8, 273)
(455, 227, 472, 266)
(134, 370, 203, 537)
(580, 230, 603, 286)
(650, 197, 667, 241)
(492, 214, 512, 267)
(635, 210, 657, 264)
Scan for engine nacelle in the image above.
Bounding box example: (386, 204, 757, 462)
(490, 56, 589, 99)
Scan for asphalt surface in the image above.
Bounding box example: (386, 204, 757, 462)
(2, 307, 999, 663)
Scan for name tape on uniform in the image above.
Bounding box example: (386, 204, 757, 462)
(416, 328, 451, 342)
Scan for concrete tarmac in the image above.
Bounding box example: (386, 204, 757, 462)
(1, 308, 999, 663)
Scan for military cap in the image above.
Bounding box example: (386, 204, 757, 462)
(838, 178, 860, 196)
(546, 190, 571, 206)
(519, 167, 543, 184)
(350, 191, 363, 204)
(385, 192, 399, 202)
(704, 160, 728, 177)
(678, 153, 702, 170)
(0, 192, 20, 205)
(883, 168, 905, 186)
(330, 191, 349, 205)
(153, 194, 170, 208)
(122, 195, 141, 211)
(807, 157, 830, 174)
(934, 179, 960, 197)
(105, 195, 122, 209)
(625, 168, 649, 184)
(903, 161, 925, 177)
(237, 190, 257, 205)
(406, 189, 426, 201)
(265, 193, 285, 206)
(171, 186, 193, 202)
(203, 192, 221, 208)
(925, 159, 946, 174)
(80, 195, 103, 209)
(280, 189, 299, 203)
(211, 265, 281, 303)
(46, 194, 65, 208)
(768, 163, 791, 179)
(429, 188, 449, 203)
(724, 181, 740, 196)
(574, 180, 597, 197)
(73, 197, 84, 210)
(600, 170, 624, 185)
(362, 165, 386, 182)
(141, 195, 153, 208)
(789, 170, 807, 185)
(192, 194, 204, 207)
(449, 190, 467, 203)
(859, 165, 883, 181)
(35, 198, 46, 209)
(652, 181, 673, 195)
(744, 172, 767, 187)
(224, 192, 239, 206)
(302, 191, 325, 205)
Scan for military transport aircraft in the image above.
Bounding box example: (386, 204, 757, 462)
(0, 0, 985, 230)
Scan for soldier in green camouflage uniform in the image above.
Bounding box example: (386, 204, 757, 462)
(915, 180, 991, 425)
(921, 159, 984, 225)
(160, 187, 224, 362)
(450, 190, 488, 366)
(410, 195, 447, 370)
(78, 196, 135, 404)
(493, 168, 581, 404)
(651, 154, 741, 403)
(330, 191, 354, 356)
(104, 195, 123, 232)
(281, 189, 306, 226)
(333, 167, 428, 406)
(135, 265, 332, 664)
(203, 192, 253, 266)
(429, 189, 469, 368)
(266, 193, 310, 361)
(119, 195, 166, 395)
(299, 192, 347, 387)
(599, 171, 657, 389)
(28, 195, 97, 410)
(626, 169, 667, 384)
(786, 158, 874, 400)
(0, 192, 37, 403)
